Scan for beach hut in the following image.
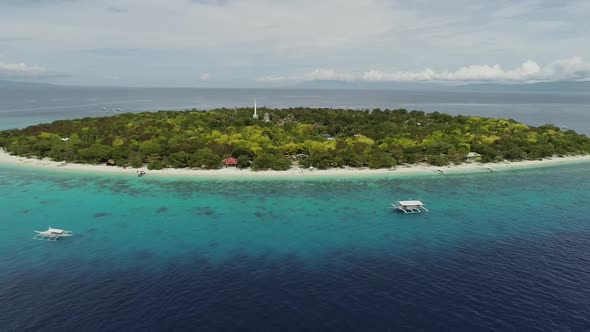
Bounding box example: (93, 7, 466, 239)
(222, 157, 238, 167)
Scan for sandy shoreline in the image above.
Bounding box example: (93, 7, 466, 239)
(1, 149, 589, 179)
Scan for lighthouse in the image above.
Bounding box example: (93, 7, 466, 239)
(253, 99, 258, 119)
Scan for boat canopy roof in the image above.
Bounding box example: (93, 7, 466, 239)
(397, 200, 424, 206)
(48, 228, 65, 234)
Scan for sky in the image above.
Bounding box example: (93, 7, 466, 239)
(1, 0, 590, 87)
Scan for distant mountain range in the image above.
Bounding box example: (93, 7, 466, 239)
(285, 80, 449, 91)
(284, 80, 590, 92)
(2, 78, 589, 92)
(0, 80, 55, 87)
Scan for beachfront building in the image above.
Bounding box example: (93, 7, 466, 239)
(222, 157, 238, 167)
(465, 152, 482, 162)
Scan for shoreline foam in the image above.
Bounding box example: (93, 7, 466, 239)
(1, 149, 590, 179)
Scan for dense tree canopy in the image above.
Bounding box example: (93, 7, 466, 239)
(1, 107, 589, 170)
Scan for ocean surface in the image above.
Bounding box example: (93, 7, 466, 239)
(1, 163, 590, 330)
(1, 87, 590, 330)
(1, 86, 590, 134)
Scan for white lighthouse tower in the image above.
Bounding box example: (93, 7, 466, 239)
(253, 99, 258, 119)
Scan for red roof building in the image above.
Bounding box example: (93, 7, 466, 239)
(222, 157, 239, 167)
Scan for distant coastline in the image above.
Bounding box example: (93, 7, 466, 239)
(2, 149, 589, 179)
(0, 80, 56, 88)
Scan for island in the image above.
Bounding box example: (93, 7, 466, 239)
(1, 107, 589, 172)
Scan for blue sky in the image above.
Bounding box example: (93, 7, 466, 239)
(1, 0, 589, 87)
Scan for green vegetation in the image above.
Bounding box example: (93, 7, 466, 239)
(1, 107, 589, 170)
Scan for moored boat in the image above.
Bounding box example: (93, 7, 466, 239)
(33, 227, 73, 241)
(392, 200, 428, 214)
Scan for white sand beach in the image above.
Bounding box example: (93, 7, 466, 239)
(1, 149, 589, 179)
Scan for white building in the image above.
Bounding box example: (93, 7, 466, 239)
(465, 152, 482, 162)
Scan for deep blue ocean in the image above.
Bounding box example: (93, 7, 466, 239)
(1, 87, 590, 331)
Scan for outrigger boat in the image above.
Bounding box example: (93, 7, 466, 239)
(33, 227, 73, 241)
(392, 200, 429, 214)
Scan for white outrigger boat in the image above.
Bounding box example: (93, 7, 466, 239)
(33, 227, 73, 241)
(392, 200, 429, 214)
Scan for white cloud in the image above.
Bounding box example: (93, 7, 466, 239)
(107, 7, 128, 14)
(301, 69, 355, 81)
(0, 0, 397, 51)
(260, 69, 355, 82)
(539, 56, 590, 81)
(260, 57, 590, 83)
(0, 61, 47, 78)
(200, 73, 210, 81)
(1, 0, 590, 86)
(361, 60, 543, 82)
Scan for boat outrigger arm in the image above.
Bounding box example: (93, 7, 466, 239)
(33, 227, 73, 241)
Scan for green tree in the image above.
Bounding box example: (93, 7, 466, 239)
(148, 160, 165, 170)
(367, 148, 395, 169)
(139, 140, 162, 155)
(251, 154, 291, 171)
(168, 151, 192, 168)
(190, 148, 222, 169)
(428, 155, 450, 166)
(236, 155, 250, 169)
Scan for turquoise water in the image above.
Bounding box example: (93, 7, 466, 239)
(1, 163, 590, 330)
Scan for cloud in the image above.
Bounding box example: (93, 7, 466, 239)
(107, 7, 128, 13)
(0, 61, 47, 78)
(260, 57, 590, 83)
(361, 60, 543, 82)
(538, 57, 590, 81)
(191, 0, 235, 7)
(0, 0, 398, 51)
(2, 0, 590, 86)
(0, 36, 32, 43)
(259, 69, 355, 82)
(83, 48, 144, 56)
(200, 73, 210, 81)
(363, 57, 590, 82)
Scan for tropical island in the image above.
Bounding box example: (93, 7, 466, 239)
(1, 107, 589, 172)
